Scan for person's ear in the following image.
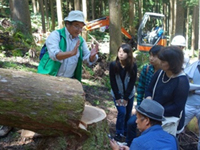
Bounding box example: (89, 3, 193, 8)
(144, 117, 150, 125)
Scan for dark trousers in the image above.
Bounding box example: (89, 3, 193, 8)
(126, 114, 137, 146)
(114, 97, 134, 136)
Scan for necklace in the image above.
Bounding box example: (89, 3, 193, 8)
(162, 72, 173, 83)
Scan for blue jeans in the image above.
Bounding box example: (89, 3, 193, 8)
(114, 97, 134, 136)
(126, 114, 137, 146)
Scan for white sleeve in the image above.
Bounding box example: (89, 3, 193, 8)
(46, 30, 63, 62)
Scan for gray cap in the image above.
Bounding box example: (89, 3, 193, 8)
(136, 99, 165, 121)
(64, 10, 86, 25)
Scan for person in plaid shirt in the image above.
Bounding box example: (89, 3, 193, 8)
(126, 45, 163, 146)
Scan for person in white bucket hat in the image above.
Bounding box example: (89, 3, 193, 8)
(64, 10, 86, 24)
(110, 99, 178, 150)
(171, 35, 190, 68)
(38, 10, 99, 82)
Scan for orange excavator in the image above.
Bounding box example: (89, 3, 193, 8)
(85, 16, 132, 39)
(84, 12, 167, 52)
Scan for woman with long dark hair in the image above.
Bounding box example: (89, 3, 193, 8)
(109, 43, 137, 141)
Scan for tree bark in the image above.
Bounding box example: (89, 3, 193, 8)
(44, 0, 50, 30)
(50, 0, 55, 30)
(186, 7, 189, 49)
(91, 0, 95, 20)
(82, 0, 87, 41)
(0, 68, 85, 136)
(129, 0, 135, 36)
(191, 6, 198, 56)
(9, 0, 32, 34)
(32, 0, 37, 14)
(39, 0, 46, 33)
(175, 0, 185, 35)
(0, 68, 109, 149)
(169, 0, 175, 42)
(74, 0, 81, 10)
(109, 0, 122, 60)
(56, 0, 63, 29)
(23, 106, 109, 150)
(138, 0, 143, 23)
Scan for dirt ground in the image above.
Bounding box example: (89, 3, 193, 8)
(0, 56, 198, 150)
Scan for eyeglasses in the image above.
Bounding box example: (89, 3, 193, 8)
(72, 25, 83, 31)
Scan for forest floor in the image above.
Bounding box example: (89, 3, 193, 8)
(0, 54, 199, 150)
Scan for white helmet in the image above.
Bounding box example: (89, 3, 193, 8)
(171, 35, 186, 47)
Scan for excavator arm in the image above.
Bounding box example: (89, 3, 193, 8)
(84, 16, 132, 39)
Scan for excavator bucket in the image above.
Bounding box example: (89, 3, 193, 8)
(137, 12, 167, 52)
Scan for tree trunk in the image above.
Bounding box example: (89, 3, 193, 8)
(169, 0, 174, 41)
(175, 0, 185, 35)
(9, 0, 32, 35)
(74, 0, 81, 10)
(36, 0, 40, 13)
(198, 0, 200, 57)
(82, 0, 87, 41)
(44, 0, 50, 31)
(195, 6, 199, 50)
(186, 7, 189, 49)
(173, 0, 176, 36)
(109, 0, 121, 61)
(39, 0, 46, 33)
(191, 6, 198, 56)
(138, 0, 143, 23)
(91, 0, 95, 20)
(32, 0, 37, 14)
(50, 0, 55, 30)
(0, 68, 109, 149)
(163, 2, 167, 36)
(57, 0, 63, 28)
(129, 0, 135, 36)
(69, 0, 73, 11)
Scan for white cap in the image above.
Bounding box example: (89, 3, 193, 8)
(64, 10, 86, 25)
(171, 35, 186, 47)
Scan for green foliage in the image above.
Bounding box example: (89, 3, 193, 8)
(134, 50, 149, 73)
(102, 75, 111, 91)
(88, 30, 109, 41)
(94, 100, 100, 105)
(0, 61, 37, 73)
(11, 49, 23, 57)
(84, 65, 95, 76)
(185, 0, 198, 7)
(0, 44, 14, 51)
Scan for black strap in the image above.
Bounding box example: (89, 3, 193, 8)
(145, 65, 150, 75)
(197, 65, 200, 73)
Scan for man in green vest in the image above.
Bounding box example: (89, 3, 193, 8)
(37, 10, 99, 82)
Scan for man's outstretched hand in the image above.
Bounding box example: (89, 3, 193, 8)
(90, 43, 99, 62)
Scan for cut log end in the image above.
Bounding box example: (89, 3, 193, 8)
(79, 105, 106, 130)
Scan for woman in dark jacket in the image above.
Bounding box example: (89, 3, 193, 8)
(109, 43, 137, 141)
(145, 46, 189, 135)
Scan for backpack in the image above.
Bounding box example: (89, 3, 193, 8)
(39, 30, 62, 60)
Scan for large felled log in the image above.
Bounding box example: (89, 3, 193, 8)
(0, 68, 110, 149)
(0, 68, 84, 135)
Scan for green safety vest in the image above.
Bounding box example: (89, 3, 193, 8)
(37, 27, 83, 82)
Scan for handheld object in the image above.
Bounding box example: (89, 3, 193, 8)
(107, 134, 113, 139)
